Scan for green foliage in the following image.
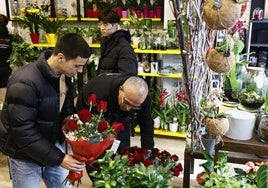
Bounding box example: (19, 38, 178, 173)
(40, 16, 67, 33)
(199, 151, 256, 188)
(257, 165, 268, 188)
(91, 150, 175, 188)
(8, 41, 42, 68)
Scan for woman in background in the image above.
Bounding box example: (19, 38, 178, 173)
(0, 14, 13, 88)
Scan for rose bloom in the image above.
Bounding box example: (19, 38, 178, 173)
(78, 108, 92, 123)
(97, 100, 107, 113)
(111, 122, 124, 133)
(87, 93, 98, 106)
(97, 120, 109, 133)
(67, 119, 78, 131)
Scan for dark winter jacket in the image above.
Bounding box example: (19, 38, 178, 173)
(0, 27, 13, 67)
(76, 73, 154, 151)
(97, 30, 138, 75)
(0, 50, 76, 166)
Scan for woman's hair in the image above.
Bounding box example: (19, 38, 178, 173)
(0, 14, 8, 27)
(53, 33, 92, 60)
(98, 9, 120, 24)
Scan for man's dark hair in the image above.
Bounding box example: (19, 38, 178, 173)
(53, 33, 92, 60)
(0, 14, 8, 27)
(98, 9, 120, 24)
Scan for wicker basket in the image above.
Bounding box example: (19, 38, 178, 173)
(203, 0, 241, 30)
(206, 48, 235, 73)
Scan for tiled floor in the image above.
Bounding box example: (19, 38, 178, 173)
(0, 134, 201, 188)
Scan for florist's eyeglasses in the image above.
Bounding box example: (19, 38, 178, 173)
(121, 93, 141, 110)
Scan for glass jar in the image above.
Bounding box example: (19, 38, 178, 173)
(238, 67, 266, 109)
(258, 115, 268, 143)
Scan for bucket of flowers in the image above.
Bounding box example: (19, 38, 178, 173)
(90, 146, 183, 187)
(62, 93, 124, 186)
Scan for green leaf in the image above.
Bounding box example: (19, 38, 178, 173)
(257, 165, 268, 188)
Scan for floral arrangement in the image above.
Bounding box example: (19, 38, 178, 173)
(90, 146, 183, 187)
(15, 7, 41, 33)
(62, 93, 124, 186)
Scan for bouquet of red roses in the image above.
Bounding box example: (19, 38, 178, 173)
(62, 93, 124, 186)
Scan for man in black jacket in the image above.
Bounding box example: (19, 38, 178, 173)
(97, 9, 138, 75)
(0, 33, 92, 188)
(77, 73, 154, 152)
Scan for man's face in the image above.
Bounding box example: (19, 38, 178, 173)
(118, 86, 146, 111)
(60, 56, 88, 77)
(99, 22, 118, 37)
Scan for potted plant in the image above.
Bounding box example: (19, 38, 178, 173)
(40, 16, 67, 44)
(8, 40, 43, 69)
(14, 7, 42, 43)
(196, 151, 258, 187)
(201, 89, 229, 152)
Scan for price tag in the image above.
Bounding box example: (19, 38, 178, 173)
(110, 140, 120, 153)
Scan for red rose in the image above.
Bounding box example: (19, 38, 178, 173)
(133, 152, 143, 162)
(172, 166, 181, 177)
(78, 108, 92, 123)
(67, 119, 78, 131)
(97, 120, 109, 133)
(196, 171, 209, 185)
(143, 159, 153, 167)
(111, 122, 124, 133)
(87, 93, 97, 106)
(171, 154, 179, 162)
(97, 100, 107, 113)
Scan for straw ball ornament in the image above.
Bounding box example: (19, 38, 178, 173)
(206, 48, 235, 73)
(203, 0, 241, 30)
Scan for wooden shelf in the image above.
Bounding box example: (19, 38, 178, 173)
(135, 126, 187, 138)
(138, 72, 182, 78)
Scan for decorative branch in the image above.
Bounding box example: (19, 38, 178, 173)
(169, 0, 215, 151)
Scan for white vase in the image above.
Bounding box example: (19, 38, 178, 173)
(154, 116, 161, 129)
(169, 122, 178, 132)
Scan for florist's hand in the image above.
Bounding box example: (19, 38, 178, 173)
(61, 154, 85, 172)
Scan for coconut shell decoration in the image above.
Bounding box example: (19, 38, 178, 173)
(204, 117, 230, 143)
(206, 48, 235, 73)
(203, 0, 241, 30)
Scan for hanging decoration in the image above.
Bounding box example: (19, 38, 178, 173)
(203, 0, 241, 30)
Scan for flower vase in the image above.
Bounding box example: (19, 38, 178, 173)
(201, 136, 216, 154)
(155, 6, 162, 18)
(148, 9, 155, 18)
(135, 10, 142, 18)
(30, 33, 39, 44)
(258, 115, 268, 143)
(169, 122, 178, 132)
(86, 9, 93, 17)
(153, 116, 161, 129)
(143, 7, 149, 18)
(45, 33, 57, 45)
(121, 10, 128, 18)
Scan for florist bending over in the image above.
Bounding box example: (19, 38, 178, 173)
(77, 73, 154, 152)
(0, 34, 92, 188)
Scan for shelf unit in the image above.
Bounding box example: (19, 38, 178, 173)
(135, 126, 187, 138)
(246, 19, 268, 73)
